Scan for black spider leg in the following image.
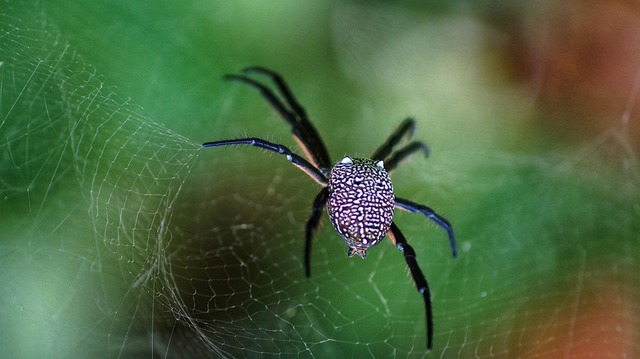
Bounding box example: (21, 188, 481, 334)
(387, 222, 434, 350)
(304, 187, 329, 278)
(202, 138, 328, 185)
(371, 118, 417, 161)
(395, 197, 457, 258)
(383, 142, 430, 174)
(370, 118, 430, 173)
(226, 67, 336, 279)
(226, 67, 332, 170)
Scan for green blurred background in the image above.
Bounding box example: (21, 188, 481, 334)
(1, 0, 639, 358)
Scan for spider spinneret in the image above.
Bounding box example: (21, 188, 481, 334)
(203, 66, 457, 350)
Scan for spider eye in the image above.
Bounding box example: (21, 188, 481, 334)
(340, 156, 353, 164)
(375, 160, 384, 169)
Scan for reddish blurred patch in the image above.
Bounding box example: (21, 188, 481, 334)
(505, 1, 640, 145)
(513, 274, 639, 358)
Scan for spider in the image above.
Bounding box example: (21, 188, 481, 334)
(203, 66, 457, 350)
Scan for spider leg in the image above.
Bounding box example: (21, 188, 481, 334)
(243, 66, 308, 123)
(304, 187, 329, 278)
(371, 118, 417, 161)
(202, 138, 328, 185)
(383, 141, 430, 174)
(395, 197, 457, 258)
(387, 222, 433, 350)
(226, 67, 332, 170)
(243, 66, 332, 169)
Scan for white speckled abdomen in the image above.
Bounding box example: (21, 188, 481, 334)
(326, 157, 395, 258)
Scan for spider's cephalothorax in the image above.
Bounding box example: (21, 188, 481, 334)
(327, 156, 394, 258)
(203, 67, 457, 350)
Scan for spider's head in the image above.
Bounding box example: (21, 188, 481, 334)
(326, 156, 395, 255)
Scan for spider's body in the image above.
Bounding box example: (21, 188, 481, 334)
(327, 157, 394, 258)
(203, 67, 457, 350)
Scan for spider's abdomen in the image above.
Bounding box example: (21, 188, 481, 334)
(327, 157, 395, 258)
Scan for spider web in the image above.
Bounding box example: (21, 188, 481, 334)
(1, 1, 639, 358)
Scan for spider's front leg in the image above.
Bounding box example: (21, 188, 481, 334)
(388, 222, 434, 350)
(202, 137, 328, 185)
(371, 118, 430, 173)
(225, 67, 333, 170)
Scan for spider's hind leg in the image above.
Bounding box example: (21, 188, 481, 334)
(304, 187, 329, 278)
(387, 222, 434, 350)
